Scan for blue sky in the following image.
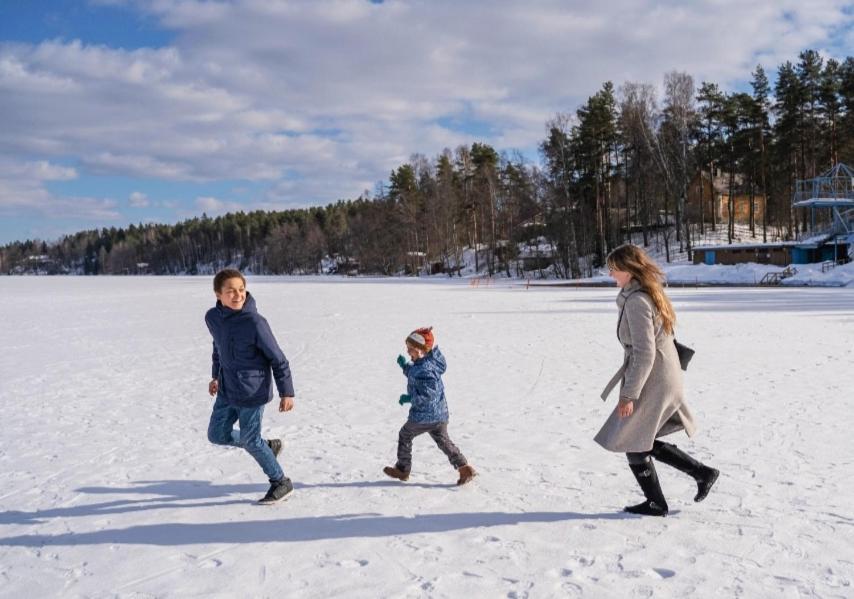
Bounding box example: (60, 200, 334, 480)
(0, 0, 175, 48)
(1, 0, 852, 245)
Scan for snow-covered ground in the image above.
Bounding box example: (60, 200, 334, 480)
(445, 228, 854, 286)
(1, 277, 852, 598)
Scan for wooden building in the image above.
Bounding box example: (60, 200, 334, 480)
(687, 170, 766, 225)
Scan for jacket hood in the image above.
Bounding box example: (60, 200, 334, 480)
(216, 291, 258, 318)
(419, 346, 447, 375)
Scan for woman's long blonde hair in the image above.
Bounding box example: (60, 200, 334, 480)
(607, 244, 676, 334)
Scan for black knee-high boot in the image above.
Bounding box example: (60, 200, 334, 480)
(625, 460, 669, 517)
(651, 441, 719, 502)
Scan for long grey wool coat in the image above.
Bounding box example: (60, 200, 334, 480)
(594, 279, 697, 453)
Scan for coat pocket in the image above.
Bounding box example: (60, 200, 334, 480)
(236, 369, 266, 399)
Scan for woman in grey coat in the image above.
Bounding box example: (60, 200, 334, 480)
(595, 244, 719, 517)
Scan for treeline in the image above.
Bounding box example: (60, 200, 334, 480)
(3, 49, 853, 277)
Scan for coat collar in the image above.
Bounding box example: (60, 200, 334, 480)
(616, 278, 642, 308)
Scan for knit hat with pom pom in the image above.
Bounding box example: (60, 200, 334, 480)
(406, 327, 434, 351)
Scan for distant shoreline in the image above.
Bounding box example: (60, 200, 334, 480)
(526, 280, 852, 289)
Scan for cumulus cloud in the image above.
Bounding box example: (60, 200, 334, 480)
(41, 196, 120, 220)
(129, 191, 149, 207)
(0, 159, 77, 181)
(0, 173, 119, 220)
(194, 195, 245, 216)
(0, 157, 119, 235)
(1, 0, 851, 230)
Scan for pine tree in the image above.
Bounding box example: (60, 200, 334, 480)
(696, 82, 724, 232)
(751, 65, 771, 242)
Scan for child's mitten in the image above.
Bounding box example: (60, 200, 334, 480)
(396, 355, 408, 369)
(398, 394, 411, 405)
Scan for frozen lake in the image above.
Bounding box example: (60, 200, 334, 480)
(1, 276, 852, 597)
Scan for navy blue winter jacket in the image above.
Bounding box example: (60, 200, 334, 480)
(205, 292, 294, 407)
(402, 347, 449, 423)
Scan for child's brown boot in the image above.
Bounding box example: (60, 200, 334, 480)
(383, 466, 410, 481)
(456, 464, 477, 485)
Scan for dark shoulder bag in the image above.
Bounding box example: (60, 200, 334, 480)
(673, 339, 695, 371)
(619, 304, 695, 371)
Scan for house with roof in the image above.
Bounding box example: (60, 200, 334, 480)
(687, 168, 766, 225)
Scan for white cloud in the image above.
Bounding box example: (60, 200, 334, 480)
(0, 0, 851, 228)
(0, 157, 118, 225)
(194, 195, 245, 216)
(0, 174, 119, 220)
(83, 152, 198, 180)
(129, 191, 149, 207)
(42, 196, 120, 220)
(0, 159, 77, 181)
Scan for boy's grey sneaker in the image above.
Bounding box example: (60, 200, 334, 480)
(266, 438, 282, 458)
(258, 478, 293, 504)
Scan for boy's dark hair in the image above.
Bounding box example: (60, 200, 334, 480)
(213, 268, 246, 292)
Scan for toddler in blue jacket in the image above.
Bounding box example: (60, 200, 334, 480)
(205, 268, 296, 504)
(383, 327, 477, 486)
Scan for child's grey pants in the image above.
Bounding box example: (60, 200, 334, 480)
(396, 421, 467, 472)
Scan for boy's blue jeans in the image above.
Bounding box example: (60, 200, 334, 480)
(207, 395, 285, 483)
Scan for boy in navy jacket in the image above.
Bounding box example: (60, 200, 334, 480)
(205, 269, 295, 504)
(384, 327, 476, 486)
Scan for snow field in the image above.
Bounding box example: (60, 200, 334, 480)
(0, 277, 852, 598)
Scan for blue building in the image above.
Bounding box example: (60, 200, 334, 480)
(791, 163, 854, 265)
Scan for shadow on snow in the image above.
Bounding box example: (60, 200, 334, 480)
(0, 479, 629, 546)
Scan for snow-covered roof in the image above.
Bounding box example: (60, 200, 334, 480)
(693, 241, 801, 251)
(793, 198, 854, 208)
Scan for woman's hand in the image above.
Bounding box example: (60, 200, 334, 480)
(618, 398, 634, 418)
(279, 396, 295, 412)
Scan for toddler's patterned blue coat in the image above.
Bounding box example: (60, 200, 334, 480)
(403, 347, 449, 423)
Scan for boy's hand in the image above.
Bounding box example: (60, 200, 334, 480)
(396, 355, 408, 369)
(279, 396, 294, 412)
(398, 394, 411, 406)
(208, 379, 218, 396)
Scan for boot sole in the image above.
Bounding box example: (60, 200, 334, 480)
(623, 508, 667, 517)
(624, 499, 668, 517)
